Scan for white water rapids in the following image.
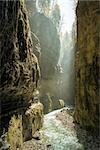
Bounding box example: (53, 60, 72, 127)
(40, 108, 84, 150)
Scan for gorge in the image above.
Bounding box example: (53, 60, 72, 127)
(0, 0, 99, 150)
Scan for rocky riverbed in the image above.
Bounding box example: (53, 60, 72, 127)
(22, 107, 100, 150)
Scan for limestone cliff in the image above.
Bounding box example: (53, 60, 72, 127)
(29, 12, 60, 79)
(25, 1, 61, 113)
(0, 0, 43, 149)
(74, 1, 99, 131)
(0, 0, 39, 126)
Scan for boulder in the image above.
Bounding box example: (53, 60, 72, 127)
(23, 102, 43, 141)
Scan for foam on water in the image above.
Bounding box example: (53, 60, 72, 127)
(40, 108, 84, 150)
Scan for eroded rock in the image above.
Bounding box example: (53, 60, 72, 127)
(74, 1, 99, 131)
(23, 102, 43, 141)
(0, 0, 43, 149)
(28, 12, 60, 79)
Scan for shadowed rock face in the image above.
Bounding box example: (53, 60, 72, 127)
(0, 0, 42, 139)
(74, 1, 99, 131)
(25, 1, 61, 113)
(29, 13, 60, 79)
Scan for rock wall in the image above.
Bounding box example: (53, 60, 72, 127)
(25, 4, 61, 113)
(29, 12, 60, 79)
(0, 0, 43, 149)
(25, 1, 60, 77)
(74, 1, 99, 131)
(25, 1, 41, 62)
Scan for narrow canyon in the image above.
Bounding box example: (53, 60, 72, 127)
(0, 0, 99, 150)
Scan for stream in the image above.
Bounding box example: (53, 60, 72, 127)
(40, 108, 83, 150)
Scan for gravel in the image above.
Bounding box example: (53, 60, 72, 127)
(22, 107, 100, 150)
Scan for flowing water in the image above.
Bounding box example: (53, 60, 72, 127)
(40, 108, 84, 150)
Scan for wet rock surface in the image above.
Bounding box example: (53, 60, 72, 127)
(22, 132, 53, 150)
(56, 108, 100, 150)
(22, 108, 100, 150)
(0, 134, 10, 150)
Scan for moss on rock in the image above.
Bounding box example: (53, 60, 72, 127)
(74, 1, 99, 132)
(0, 0, 43, 149)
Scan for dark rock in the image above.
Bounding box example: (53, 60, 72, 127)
(47, 144, 52, 147)
(32, 131, 41, 140)
(33, 136, 40, 140)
